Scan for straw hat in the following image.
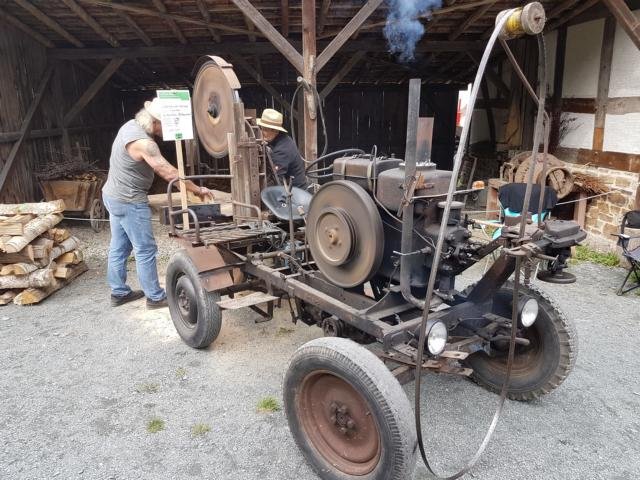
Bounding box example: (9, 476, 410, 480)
(256, 108, 287, 133)
(144, 97, 163, 120)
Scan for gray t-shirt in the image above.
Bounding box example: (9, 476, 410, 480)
(103, 120, 155, 203)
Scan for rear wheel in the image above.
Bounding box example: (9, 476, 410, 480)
(284, 337, 416, 480)
(465, 282, 577, 401)
(166, 249, 222, 349)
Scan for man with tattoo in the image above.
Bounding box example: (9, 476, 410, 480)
(102, 98, 213, 309)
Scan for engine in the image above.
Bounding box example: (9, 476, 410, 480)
(306, 154, 479, 292)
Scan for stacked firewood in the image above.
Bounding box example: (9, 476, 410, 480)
(0, 200, 87, 305)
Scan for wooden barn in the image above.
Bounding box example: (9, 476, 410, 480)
(0, 0, 639, 248)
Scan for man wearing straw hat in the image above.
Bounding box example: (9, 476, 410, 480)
(103, 98, 213, 309)
(257, 108, 307, 189)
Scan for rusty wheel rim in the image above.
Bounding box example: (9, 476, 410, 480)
(297, 370, 381, 476)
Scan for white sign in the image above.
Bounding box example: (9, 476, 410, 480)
(156, 90, 193, 141)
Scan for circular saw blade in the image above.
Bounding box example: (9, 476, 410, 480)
(192, 56, 240, 158)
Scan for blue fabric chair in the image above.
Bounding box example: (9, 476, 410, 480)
(492, 183, 558, 239)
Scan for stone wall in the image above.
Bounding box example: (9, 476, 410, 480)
(566, 164, 640, 251)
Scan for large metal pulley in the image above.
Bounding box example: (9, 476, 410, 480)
(192, 55, 241, 158)
(307, 181, 384, 288)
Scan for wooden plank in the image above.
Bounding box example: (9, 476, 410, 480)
(0, 245, 34, 264)
(119, 12, 153, 46)
(449, 1, 496, 41)
(481, 79, 496, 146)
(13, 0, 84, 47)
(151, 0, 187, 44)
(318, 0, 331, 35)
(593, 16, 616, 150)
(0, 66, 54, 194)
(49, 40, 481, 60)
(562, 98, 596, 114)
(466, 52, 510, 98)
(0, 9, 54, 48)
(601, 0, 640, 51)
(243, 14, 257, 42)
(316, 0, 384, 72)
(573, 191, 588, 228)
(319, 51, 366, 99)
(62, 58, 125, 127)
(60, 0, 120, 47)
(194, 0, 221, 42)
(281, 0, 290, 37)
(607, 96, 640, 114)
(79, 0, 256, 37)
(548, 0, 600, 31)
(302, 0, 317, 162)
(14, 262, 88, 305)
(230, 0, 303, 73)
(0, 214, 34, 236)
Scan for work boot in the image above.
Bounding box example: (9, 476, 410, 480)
(111, 290, 145, 307)
(146, 297, 169, 309)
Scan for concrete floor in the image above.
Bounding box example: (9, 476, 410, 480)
(0, 224, 639, 480)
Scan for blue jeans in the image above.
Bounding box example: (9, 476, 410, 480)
(103, 194, 166, 301)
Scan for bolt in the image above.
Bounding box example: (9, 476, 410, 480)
(330, 402, 338, 413)
(338, 405, 348, 415)
(346, 419, 355, 430)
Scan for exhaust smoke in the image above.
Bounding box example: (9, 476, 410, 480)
(383, 0, 442, 63)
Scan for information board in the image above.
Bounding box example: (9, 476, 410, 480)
(156, 90, 194, 141)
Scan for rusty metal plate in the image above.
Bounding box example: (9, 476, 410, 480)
(216, 292, 278, 310)
(180, 242, 235, 292)
(192, 56, 240, 158)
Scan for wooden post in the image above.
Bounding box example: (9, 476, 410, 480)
(593, 16, 616, 151)
(175, 141, 189, 228)
(302, 0, 317, 163)
(601, 0, 640, 51)
(52, 64, 72, 159)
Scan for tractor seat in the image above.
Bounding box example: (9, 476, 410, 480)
(261, 185, 312, 221)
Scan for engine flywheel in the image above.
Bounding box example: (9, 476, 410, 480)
(192, 56, 241, 158)
(307, 181, 384, 288)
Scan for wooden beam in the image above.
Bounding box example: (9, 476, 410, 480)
(151, 0, 187, 44)
(466, 51, 510, 99)
(281, 0, 290, 37)
(49, 40, 481, 60)
(547, 0, 582, 19)
(480, 78, 496, 146)
(593, 16, 616, 150)
(320, 51, 365, 99)
(0, 66, 54, 193)
(118, 12, 153, 46)
(14, 0, 84, 47)
(231, 55, 300, 120)
(0, 9, 54, 48)
(60, 0, 120, 47)
(195, 0, 221, 42)
(318, 0, 331, 36)
(0, 124, 119, 143)
(230, 0, 303, 73)
(449, 1, 496, 41)
(244, 15, 257, 42)
(71, 60, 124, 89)
(316, 0, 384, 72)
(549, 25, 567, 151)
(63, 58, 124, 126)
(601, 0, 640, 50)
(52, 64, 72, 158)
(78, 0, 256, 37)
(302, 0, 317, 162)
(547, 0, 600, 31)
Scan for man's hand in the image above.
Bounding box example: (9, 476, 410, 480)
(196, 186, 215, 202)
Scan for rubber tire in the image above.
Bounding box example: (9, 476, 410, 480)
(284, 337, 417, 480)
(166, 249, 222, 349)
(465, 281, 578, 401)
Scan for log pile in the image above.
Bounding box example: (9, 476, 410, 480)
(0, 200, 87, 305)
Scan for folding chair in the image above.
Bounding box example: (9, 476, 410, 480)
(612, 210, 640, 296)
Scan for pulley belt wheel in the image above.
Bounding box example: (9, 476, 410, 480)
(192, 56, 241, 158)
(306, 181, 384, 288)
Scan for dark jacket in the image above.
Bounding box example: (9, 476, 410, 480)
(268, 133, 307, 188)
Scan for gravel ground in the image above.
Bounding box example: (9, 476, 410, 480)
(1, 221, 639, 480)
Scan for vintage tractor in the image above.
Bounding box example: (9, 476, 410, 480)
(164, 3, 582, 479)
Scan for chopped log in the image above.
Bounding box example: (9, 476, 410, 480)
(0, 214, 35, 235)
(0, 290, 18, 305)
(44, 228, 71, 243)
(32, 237, 55, 259)
(1, 213, 63, 253)
(0, 263, 38, 276)
(0, 266, 54, 289)
(55, 249, 83, 266)
(14, 262, 87, 305)
(0, 245, 35, 264)
(0, 200, 66, 215)
(47, 236, 80, 262)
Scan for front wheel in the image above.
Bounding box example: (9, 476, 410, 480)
(166, 249, 222, 349)
(284, 337, 417, 480)
(465, 282, 578, 401)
